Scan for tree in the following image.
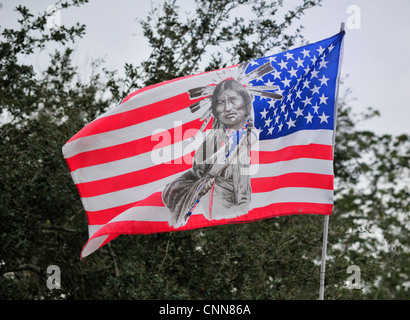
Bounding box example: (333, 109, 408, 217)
(1, 0, 408, 300)
(0, 1, 119, 299)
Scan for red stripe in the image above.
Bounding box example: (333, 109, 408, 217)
(258, 144, 333, 164)
(67, 93, 201, 144)
(76, 152, 194, 198)
(250, 173, 333, 193)
(65, 119, 211, 171)
(86, 202, 332, 238)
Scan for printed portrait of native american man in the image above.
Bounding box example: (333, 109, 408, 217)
(162, 62, 283, 228)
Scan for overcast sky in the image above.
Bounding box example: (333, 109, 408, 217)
(1, 0, 409, 136)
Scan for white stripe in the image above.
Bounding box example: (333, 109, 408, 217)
(250, 187, 333, 208)
(257, 158, 333, 177)
(88, 225, 104, 237)
(70, 129, 333, 184)
(81, 170, 188, 212)
(257, 129, 333, 151)
(81, 235, 109, 258)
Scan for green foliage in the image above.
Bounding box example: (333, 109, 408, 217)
(1, 0, 409, 300)
(121, 0, 321, 91)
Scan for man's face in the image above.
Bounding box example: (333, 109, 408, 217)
(215, 89, 247, 130)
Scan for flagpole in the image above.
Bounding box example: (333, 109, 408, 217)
(319, 214, 329, 300)
(318, 22, 345, 301)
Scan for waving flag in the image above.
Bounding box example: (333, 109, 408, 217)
(63, 31, 345, 259)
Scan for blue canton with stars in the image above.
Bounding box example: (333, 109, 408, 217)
(246, 32, 344, 141)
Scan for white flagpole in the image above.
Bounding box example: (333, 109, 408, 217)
(319, 214, 330, 300)
(318, 22, 345, 301)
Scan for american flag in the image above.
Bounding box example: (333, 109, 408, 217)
(62, 31, 344, 259)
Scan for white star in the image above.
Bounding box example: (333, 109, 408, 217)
(286, 117, 296, 129)
(319, 93, 329, 105)
(267, 126, 274, 135)
(328, 44, 335, 52)
(310, 69, 319, 79)
(319, 58, 329, 69)
(294, 107, 304, 118)
(255, 75, 265, 82)
(278, 59, 288, 69)
(312, 104, 320, 114)
(268, 56, 277, 63)
(319, 112, 329, 123)
(278, 122, 284, 131)
(275, 114, 281, 124)
(284, 52, 294, 60)
(295, 89, 303, 99)
(272, 69, 282, 79)
(264, 117, 273, 127)
(301, 48, 310, 58)
(318, 75, 330, 86)
(268, 99, 276, 108)
(310, 84, 320, 95)
(295, 57, 305, 68)
(286, 93, 293, 102)
(249, 60, 259, 66)
(254, 127, 263, 135)
(304, 112, 313, 123)
(310, 55, 318, 65)
(288, 67, 298, 78)
(302, 96, 312, 107)
(317, 46, 325, 56)
(303, 65, 312, 75)
(302, 79, 311, 89)
(260, 108, 268, 119)
(275, 87, 285, 97)
(282, 77, 291, 88)
(265, 79, 275, 86)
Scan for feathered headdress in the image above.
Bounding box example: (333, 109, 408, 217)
(187, 61, 283, 132)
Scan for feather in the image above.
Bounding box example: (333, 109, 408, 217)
(247, 85, 279, 91)
(248, 89, 283, 100)
(189, 101, 201, 113)
(189, 97, 211, 113)
(238, 62, 274, 83)
(188, 85, 215, 99)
